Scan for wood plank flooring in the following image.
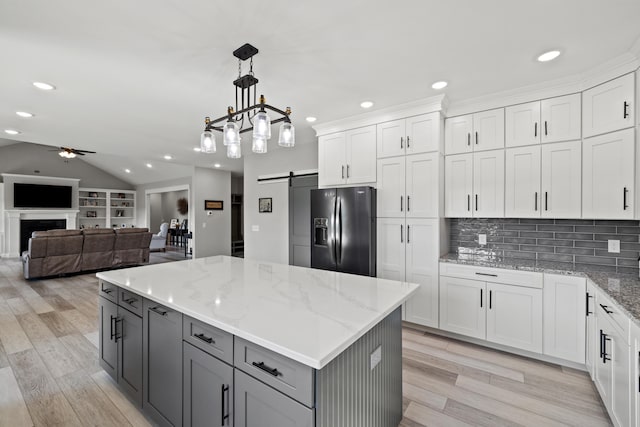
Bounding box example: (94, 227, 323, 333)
(0, 256, 611, 426)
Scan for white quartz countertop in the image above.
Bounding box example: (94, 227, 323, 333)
(97, 256, 418, 369)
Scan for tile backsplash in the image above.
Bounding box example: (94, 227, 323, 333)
(450, 218, 640, 275)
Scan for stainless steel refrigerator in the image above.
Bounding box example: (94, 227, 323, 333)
(310, 186, 376, 277)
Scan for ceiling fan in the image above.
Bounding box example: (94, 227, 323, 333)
(51, 146, 96, 159)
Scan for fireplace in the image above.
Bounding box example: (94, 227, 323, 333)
(20, 219, 67, 254)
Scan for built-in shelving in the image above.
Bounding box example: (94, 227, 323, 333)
(78, 188, 136, 229)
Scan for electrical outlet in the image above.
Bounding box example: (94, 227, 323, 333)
(478, 234, 487, 245)
(608, 239, 620, 253)
(370, 345, 382, 370)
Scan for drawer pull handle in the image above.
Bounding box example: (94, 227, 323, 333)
(599, 304, 613, 315)
(475, 272, 498, 277)
(102, 288, 113, 294)
(124, 297, 137, 305)
(624, 101, 629, 119)
(149, 306, 167, 316)
(221, 384, 230, 425)
(586, 292, 593, 316)
(194, 333, 214, 344)
(252, 361, 281, 377)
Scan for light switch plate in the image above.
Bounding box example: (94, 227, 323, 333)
(370, 345, 382, 370)
(478, 234, 487, 245)
(608, 240, 620, 253)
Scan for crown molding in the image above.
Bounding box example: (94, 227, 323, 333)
(629, 34, 640, 59)
(313, 94, 447, 136)
(447, 52, 640, 118)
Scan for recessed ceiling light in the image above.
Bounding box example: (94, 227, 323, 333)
(214, 163, 221, 168)
(164, 155, 172, 160)
(360, 101, 374, 109)
(431, 81, 448, 90)
(537, 50, 561, 62)
(146, 163, 152, 168)
(16, 111, 34, 118)
(124, 168, 131, 173)
(33, 82, 56, 91)
(306, 117, 317, 123)
(193, 147, 202, 152)
(4, 129, 20, 135)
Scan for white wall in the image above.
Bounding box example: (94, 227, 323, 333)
(135, 175, 193, 228)
(243, 142, 318, 264)
(193, 167, 231, 258)
(149, 193, 162, 232)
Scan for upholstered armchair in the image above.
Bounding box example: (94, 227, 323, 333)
(149, 222, 169, 252)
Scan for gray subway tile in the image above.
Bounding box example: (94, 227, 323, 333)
(594, 249, 639, 259)
(555, 247, 595, 256)
(504, 250, 536, 260)
(617, 267, 639, 275)
(537, 225, 574, 232)
(574, 226, 617, 233)
(537, 239, 573, 247)
(488, 243, 520, 251)
(594, 233, 639, 242)
(520, 245, 555, 253)
(594, 220, 640, 226)
(520, 231, 554, 239)
(575, 255, 617, 266)
(504, 224, 537, 231)
(575, 241, 608, 249)
(520, 219, 543, 225)
(503, 237, 536, 245)
(621, 243, 640, 251)
(616, 226, 640, 235)
(575, 264, 617, 273)
(555, 232, 595, 240)
(554, 219, 594, 226)
(617, 258, 639, 267)
(537, 253, 574, 262)
(500, 219, 521, 224)
(487, 236, 504, 243)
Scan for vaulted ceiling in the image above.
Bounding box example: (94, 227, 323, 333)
(1, 0, 639, 184)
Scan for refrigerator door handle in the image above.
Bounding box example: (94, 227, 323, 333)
(336, 197, 342, 265)
(330, 196, 337, 265)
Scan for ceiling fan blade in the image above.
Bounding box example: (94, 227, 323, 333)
(74, 150, 96, 154)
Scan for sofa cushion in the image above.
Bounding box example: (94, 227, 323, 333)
(32, 229, 82, 238)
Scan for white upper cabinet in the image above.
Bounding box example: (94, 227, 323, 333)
(318, 126, 376, 187)
(318, 132, 347, 187)
(583, 73, 635, 138)
(376, 157, 405, 218)
(445, 153, 473, 217)
(541, 140, 581, 218)
(377, 113, 440, 158)
(473, 150, 505, 218)
(505, 146, 541, 218)
(505, 101, 541, 147)
(583, 128, 635, 219)
(445, 109, 504, 155)
(406, 153, 439, 218)
(541, 94, 581, 143)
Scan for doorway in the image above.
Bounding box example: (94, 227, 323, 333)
(144, 184, 191, 256)
(288, 175, 318, 267)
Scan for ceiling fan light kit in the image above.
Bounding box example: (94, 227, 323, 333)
(200, 43, 295, 159)
(56, 146, 96, 159)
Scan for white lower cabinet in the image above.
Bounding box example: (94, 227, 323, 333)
(632, 323, 640, 427)
(439, 276, 486, 339)
(378, 219, 440, 328)
(543, 274, 586, 364)
(585, 281, 597, 379)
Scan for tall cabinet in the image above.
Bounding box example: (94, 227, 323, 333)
(79, 188, 137, 229)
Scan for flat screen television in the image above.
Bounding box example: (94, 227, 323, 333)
(14, 183, 73, 208)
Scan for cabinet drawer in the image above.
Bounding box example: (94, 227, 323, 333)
(234, 337, 314, 407)
(183, 315, 233, 365)
(99, 280, 117, 303)
(596, 288, 630, 345)
(440, 262, 543, 288)
(234, 369, 314, 427)
(117, 288, 142, 317)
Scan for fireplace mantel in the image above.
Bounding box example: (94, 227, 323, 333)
(3, 209, 79, 258)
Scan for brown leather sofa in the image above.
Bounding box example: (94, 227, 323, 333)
(22, 228, 152, 279)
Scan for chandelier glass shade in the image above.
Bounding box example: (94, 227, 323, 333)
(200, 44, 294, 159)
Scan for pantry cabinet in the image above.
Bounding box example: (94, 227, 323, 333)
(444, 108, 504, 155)
(586, 281, 597, 379)
(318, 126, 376, 187)
(377, 113, 440, 158)
(583, 73, 635, 138)
(582, 128, 635, 219)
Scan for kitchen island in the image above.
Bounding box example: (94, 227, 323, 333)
(96, 255, 418, 427)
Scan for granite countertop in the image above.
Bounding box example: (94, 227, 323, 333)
(440, 253, 640, 328)
(97, 256, 419, 369)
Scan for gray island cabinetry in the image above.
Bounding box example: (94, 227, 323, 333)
(97, 256, 418, 427)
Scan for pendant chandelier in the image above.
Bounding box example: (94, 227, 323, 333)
(200, 44, 295, 158)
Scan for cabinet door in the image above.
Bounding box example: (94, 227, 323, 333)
(585, 283, 597, 379)
(583, 73, 635, 138)
(583, 128, 635, 219)
(143, 300, 183, 427)
(505, 101, 541, 147)
(610, 325, 631, 427)
(542, 274, 586, 364)
(99, 296, 118, 380)
(318, 132, 346, 187)
(445, 153, 473, 217)
(486, 283, 542, 353)
(377, 119, 405, 158)
(632, 324, 640, 427)
(595, 313, 614, 408)
(541, 93, 581, 143)
(405, 219, 439, 328)
(541, 140, 582, 218)
(473, 150, 505, 218)
(472, 108, 504, 151)
(406, 112, 440, 154)
(118, 307, 143, 406)
(376, 157, 405, 218)
(439, 276, 485, 339)
(376, 218, 405, 281)
(234, 369, 313, 427)
(183, 342, 233, 427)
(444, 114, 473, 155)
(505, 146, 541, 218)
(406, 152, 439, 218)
(346, 126, 376, 184)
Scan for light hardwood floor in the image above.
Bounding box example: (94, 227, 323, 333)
(0, 257, 611, 427)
